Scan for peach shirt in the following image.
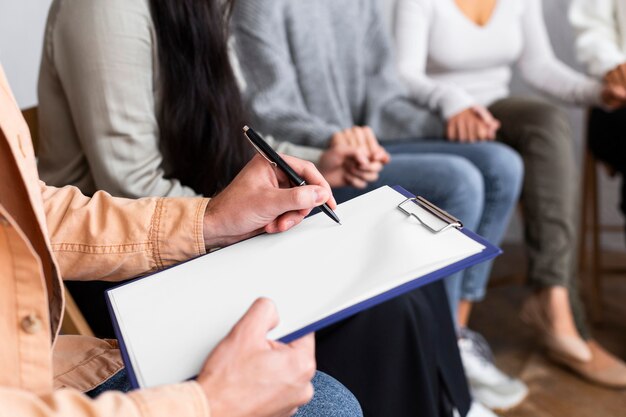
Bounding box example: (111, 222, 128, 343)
(0, 64, 212, 416)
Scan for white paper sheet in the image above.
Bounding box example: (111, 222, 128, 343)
(108, 186, 485, 388)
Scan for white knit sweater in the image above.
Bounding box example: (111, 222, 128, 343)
(570, 0, 626, 79)
(393, 0, 602, 120)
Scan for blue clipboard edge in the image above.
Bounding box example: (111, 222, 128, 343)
(106, 185, 502, 389)
(106, 289, 140, 389)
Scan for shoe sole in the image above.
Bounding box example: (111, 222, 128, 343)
(547, 350, 626, 390)
(471, 384, 529, 412)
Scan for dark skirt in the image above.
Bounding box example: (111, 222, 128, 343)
(316, 280, 471, 417)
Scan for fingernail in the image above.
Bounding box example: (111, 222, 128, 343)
(285, 220, 295, 229)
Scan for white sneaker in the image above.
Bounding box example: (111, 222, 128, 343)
(458, 328, 528, 410)
(453, 402, 500, 417)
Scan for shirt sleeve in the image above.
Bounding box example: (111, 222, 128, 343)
(232, 0, 341, 147)
(1, 381, 210, 417)
(393, 0, 478, 119)
(517, 0, 603, 105)
(41, 182, 208, 282)
(49, 0, 200, 198)
(569, 0, 626, 79)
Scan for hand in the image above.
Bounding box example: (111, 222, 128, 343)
(318, 144, 384, 189)
(601, 82, 626, 110)
(447, 106, 500, 143)
(330, 126, 391, 164)
(604, 63, 626, 89)
(203, 154, 336, 249)
(198, 298, 316, 417)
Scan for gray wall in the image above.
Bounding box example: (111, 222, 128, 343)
(0, 0, 52, 108)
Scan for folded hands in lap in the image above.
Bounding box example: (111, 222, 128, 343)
(446, 106, 500, 143)
(319, 126, 389, 189)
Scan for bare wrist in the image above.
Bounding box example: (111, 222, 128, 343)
(197, 376, 225, 417)
(202, 200, 226, 251)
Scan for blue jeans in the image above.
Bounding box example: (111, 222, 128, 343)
(87, 369, 362, 416)
(333, 140, 523, 319)
(295, 371, 363, 416)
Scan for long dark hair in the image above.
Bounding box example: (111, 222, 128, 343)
(149, 0, 252, 196)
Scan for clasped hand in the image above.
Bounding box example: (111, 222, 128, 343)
(446, 106, 500, 143)
(319, 126, 390, 188)
(602, 63, 626, 109)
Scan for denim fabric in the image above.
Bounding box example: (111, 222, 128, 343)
(295, 371, 363, 416)
(86, 369, 132, 398)
(87, 369, 362, 416)
(334, 140, 523, 318)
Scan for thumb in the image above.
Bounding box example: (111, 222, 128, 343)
(231, 298, 280, 342)
(377, 148, 391, 164)
(288, 333, 316, 358)
(342, 147, 370, 167)
(472, 106, 497, 125)
(614, 85, 626, 99)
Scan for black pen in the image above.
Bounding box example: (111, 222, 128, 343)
(243, 126, 342, 225)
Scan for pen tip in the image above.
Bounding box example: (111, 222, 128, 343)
(338, 222, 342, 226)
(243, 125, 249, 132)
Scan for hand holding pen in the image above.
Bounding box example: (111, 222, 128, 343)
(243, 126, 342, 225)
(203, 153, 337, 248)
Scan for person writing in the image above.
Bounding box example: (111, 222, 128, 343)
(0, 62, 361, 416)
(36, 0, 478, 415)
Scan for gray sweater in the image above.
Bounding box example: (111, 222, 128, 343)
(232, 0, 444, 148)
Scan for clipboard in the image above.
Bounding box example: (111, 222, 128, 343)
(106, 185, 501, 389)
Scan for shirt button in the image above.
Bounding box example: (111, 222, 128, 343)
(21, 314, 42, 335)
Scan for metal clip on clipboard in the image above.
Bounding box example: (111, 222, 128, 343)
(397, 196, 463, 234)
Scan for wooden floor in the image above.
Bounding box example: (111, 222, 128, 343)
(471, 245, 626, 417)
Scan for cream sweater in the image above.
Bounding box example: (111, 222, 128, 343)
(570, 0, 626, 79)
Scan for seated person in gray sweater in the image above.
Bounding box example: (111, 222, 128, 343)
(232, 1, 525, 415)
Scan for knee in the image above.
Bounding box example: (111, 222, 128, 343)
(437, 156, 484, 225)
(479, 142, 524, 201)
(305, 372, 363, 416)
(518, 101, 572, 148)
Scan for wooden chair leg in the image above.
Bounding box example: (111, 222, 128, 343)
(61, 285, 95, 337)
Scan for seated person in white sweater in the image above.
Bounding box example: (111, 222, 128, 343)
(393, 0, 626, 401)
(570, 0, 626, 240)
